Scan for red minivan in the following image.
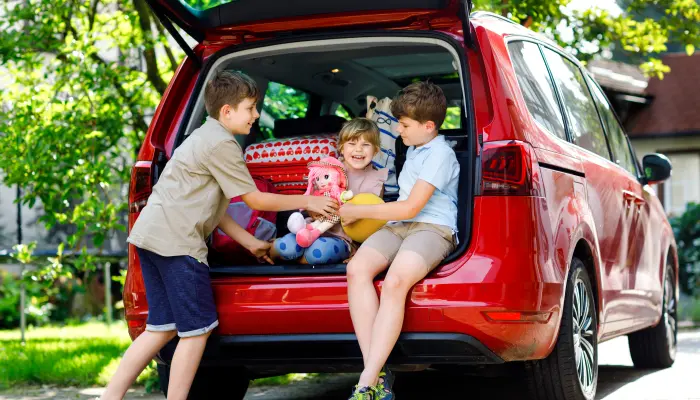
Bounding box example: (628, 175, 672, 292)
(125, 1, 678, 399)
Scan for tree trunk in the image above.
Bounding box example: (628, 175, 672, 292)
(501, 0, 509, 17)
(133, 0, 168, 95)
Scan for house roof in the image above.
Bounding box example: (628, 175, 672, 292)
(625, 53, 700, 138)
(588, 59, 648, 96)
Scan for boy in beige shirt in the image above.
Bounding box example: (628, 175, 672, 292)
(102, 71, 337, 400)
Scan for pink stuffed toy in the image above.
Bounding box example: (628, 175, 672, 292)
(287, 157, 353, 248)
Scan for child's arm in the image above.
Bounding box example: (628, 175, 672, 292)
(339, 180, 435, 223)
(203, 142, 337, 217)
(241, 192, 338, 217)
(217, 213, 273, 264)
(204, 143, 337, 217)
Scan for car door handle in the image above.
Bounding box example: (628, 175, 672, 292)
(622, 191, 644, 212)
(622, 191, 637, 203)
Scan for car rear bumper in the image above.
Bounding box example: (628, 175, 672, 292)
(145, 278, 564, 367)
(156, 332, 504, 370)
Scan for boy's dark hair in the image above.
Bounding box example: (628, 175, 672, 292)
(204, 70, 259, 119)
(390, 81, 447, 129)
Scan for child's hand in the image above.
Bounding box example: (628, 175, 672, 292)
(339, 204, 359, 225)
(307, 196, 338, 218)
(248, 239, 274, 265)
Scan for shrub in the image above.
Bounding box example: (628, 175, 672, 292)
(0, 271, 53, 329)
(670, 202, 700, 296)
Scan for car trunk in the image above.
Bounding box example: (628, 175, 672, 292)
(147, 0, 470, 40)
(148, 1, 476, 277)
(147, 0, 474, 66)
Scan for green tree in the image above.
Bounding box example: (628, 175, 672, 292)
(474, 0, 700, 77)
(0, 0, 182, 278)
(260, 82, 309, 137)
(671, 203, 700, 296)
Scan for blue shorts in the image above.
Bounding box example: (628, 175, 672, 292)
(274, 233, 351, 264)
(136, 248, 218, 337)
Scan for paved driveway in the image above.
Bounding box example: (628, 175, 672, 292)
(245, 329, 700, 400)
(2, 330, 698, 400)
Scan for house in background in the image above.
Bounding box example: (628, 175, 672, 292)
(590, 53, 700, 216)
(588, 58, 651, 124)
(0, 186, 47, 250)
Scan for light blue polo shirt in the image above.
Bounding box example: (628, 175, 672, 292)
(396, 134, 460, 232)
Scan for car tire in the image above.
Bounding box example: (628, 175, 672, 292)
(628, 264, 677, 369)
(524, 257, 598, 400)
(157, 363, 250, 399)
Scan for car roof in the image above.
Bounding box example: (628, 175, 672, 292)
(471, 12, 562, 51)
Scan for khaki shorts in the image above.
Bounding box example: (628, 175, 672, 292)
(362, 221, 456, 272)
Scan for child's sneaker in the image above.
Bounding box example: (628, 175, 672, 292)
(373, 367, 395, 399)
(348, 385, 375, 400)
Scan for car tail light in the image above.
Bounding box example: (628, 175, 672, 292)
(479, 140, 542, 196)
(483, 311, 551, 323)
(129, 161, 154, 214)
(128, 318, 145, 328)
(124, 243, 149, 337)
(125, 150, 164, 339)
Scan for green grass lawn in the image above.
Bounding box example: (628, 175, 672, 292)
(0, 322, 156, 390)
(0, 322, 315, 392)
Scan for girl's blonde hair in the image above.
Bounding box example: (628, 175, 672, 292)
(337, 117, 381, 155)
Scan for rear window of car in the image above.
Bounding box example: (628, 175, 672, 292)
(507, 41, 566, 140)
(181, 38, 468, 153)
(587, 78, 637, 175)
(181, 0, 229, 10)
(442, 104, 461, 129)
(542, 48, 609, 160)
(260, 82, 310, 138)
(333, 103, 352, 119)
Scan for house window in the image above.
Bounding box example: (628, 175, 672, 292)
(662, 153, 700, 216)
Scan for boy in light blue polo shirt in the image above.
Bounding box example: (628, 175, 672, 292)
(395, 133, 459, 232)
(339, 81, 459, 400)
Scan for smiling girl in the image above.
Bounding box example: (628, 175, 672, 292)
(271, 118, 388, 264)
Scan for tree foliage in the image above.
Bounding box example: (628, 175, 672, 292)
(475, 0, 700, 78)
(671, 203, 700, 296)
(0, 0, 182, 275)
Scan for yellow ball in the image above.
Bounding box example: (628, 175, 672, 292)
(342, 193, 387, 243)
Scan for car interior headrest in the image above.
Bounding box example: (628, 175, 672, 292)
(273, 115, 347, 138)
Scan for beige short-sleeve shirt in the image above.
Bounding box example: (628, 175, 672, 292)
(127, 117, 258, 265)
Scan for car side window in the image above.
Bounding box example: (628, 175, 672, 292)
(507, 41, 566, 140)
(333, 103, 352, 119)
(542, 49, 609, 159)
(261, 81, 310, 138)
(587, 78, 638, 175)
